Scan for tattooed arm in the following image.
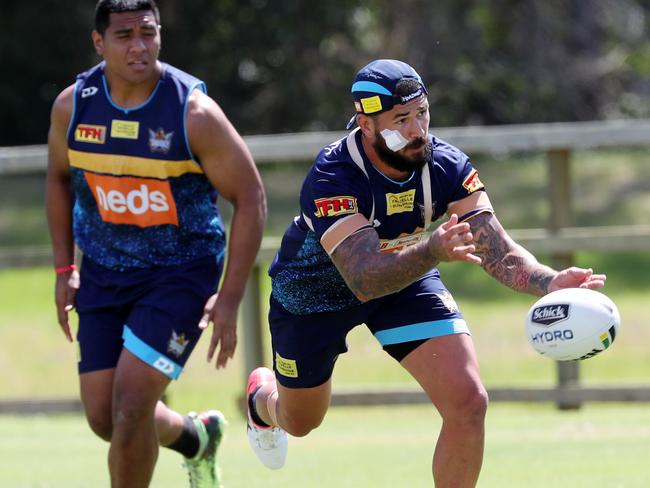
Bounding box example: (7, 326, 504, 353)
(466, 211, 607, 295)
(330, 214, 480, 302)
(467, 212, 557, 296)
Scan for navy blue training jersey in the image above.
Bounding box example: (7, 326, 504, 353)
(269, 129, 486, 315)
(67, 62, 226, 270)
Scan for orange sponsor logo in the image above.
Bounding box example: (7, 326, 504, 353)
(314, 196, 357, 218)
(462, 169, 484, 193)
(84, 173, 178, 227)
(75, 124, 106, 144)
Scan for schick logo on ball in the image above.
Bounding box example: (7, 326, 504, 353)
(531, 304, 570, 326)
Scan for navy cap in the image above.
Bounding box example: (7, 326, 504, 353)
(346, 59, 427, 129)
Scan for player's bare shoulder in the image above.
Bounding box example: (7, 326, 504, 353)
(50, 84, 76, 129)
(185, 87, 246, 164)
(186, 89, 229, 134)
(48, 84, 76, 174)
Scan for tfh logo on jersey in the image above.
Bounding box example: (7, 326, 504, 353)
(84, 172, 179, 227)
(75, 124, 106, 144)
(314, 196, 357, 218)
(462, 169, 484, 193)
(531, 304, 570, 326)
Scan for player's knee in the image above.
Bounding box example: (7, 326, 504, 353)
(86, 412, 113, 441)
(464, 387, 489, 423)
(442, 384, 489, 426)
(279, 410, 325, 437)
(112, 396, 152, 432)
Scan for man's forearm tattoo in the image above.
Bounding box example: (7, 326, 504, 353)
(332, 229, 438, 301)
(468, 213, 553, 296)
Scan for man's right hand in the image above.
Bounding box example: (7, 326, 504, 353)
(55, 269, 79, 342)
(427, 213, 482, 265)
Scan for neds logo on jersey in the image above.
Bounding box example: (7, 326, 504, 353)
(314, 196, 357, 218)
(531, 304, 570, 326)
(84, 173, 179, 227)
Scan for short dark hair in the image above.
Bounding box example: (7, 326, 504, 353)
(394, 79, 423, 99)
(95, 0, 160, 35)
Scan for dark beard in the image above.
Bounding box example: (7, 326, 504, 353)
(373, 134, 431, 173)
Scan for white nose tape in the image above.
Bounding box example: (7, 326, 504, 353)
(380, 129, 409, 152)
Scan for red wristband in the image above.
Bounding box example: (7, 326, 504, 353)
(55, 264, 77, 274)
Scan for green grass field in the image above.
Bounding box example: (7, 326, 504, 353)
(1, 262, 649, 486)
(1, 404, 649, 487)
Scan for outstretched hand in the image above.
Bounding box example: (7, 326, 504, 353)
(428, 214, 482, 265)
(199, 292, 238, 369)
(548, 267, 607, 293)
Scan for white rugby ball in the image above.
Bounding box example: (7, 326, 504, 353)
(525, 288, 620, 361)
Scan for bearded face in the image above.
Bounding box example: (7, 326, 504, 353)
(373, 131, 431, 173)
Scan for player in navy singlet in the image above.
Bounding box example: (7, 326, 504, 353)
(245, 59, 606, 485)
(46, 1, 266, 487)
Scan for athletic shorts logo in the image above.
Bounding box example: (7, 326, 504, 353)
(167, 331, 189, 358)
(153, 356, 176, 376)
(386, 189, 416, 215)
(84, 172, 179, 227)
(275, 352, 298, 378)
(75, 124, 106, 144)
(436, 291, 459, 313)
(462, 169, 484, 193)
(314, 196, 357, 218)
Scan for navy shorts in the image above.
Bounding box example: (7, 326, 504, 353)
(268, 269, 470, 388)
(75, 255, 222, 379)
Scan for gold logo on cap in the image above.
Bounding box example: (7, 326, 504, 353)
(361, 96, 383, 114)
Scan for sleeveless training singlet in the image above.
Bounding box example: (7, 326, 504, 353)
(67, 62, 225, 270)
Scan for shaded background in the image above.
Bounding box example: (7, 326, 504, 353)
(2, 0, 650, 145)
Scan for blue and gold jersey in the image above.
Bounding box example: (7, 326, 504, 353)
(269, 129, 486, 314)
(67, 62, 225, 270)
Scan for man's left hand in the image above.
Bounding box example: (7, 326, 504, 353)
(548, 267, 607, 293)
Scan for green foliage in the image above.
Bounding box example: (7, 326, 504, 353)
(3, 0, 650, 144)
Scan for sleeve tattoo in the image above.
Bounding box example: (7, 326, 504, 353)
(331, 228, 439, 302)
(467, 212, 556, 296)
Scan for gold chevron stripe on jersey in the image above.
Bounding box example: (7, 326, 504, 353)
(68, 149, 204, 179)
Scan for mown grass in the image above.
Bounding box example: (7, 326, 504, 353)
(1, 253, 649, 411)
(1, 404, 649, 487)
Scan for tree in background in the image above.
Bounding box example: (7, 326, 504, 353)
(1, 0, 649, 145)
